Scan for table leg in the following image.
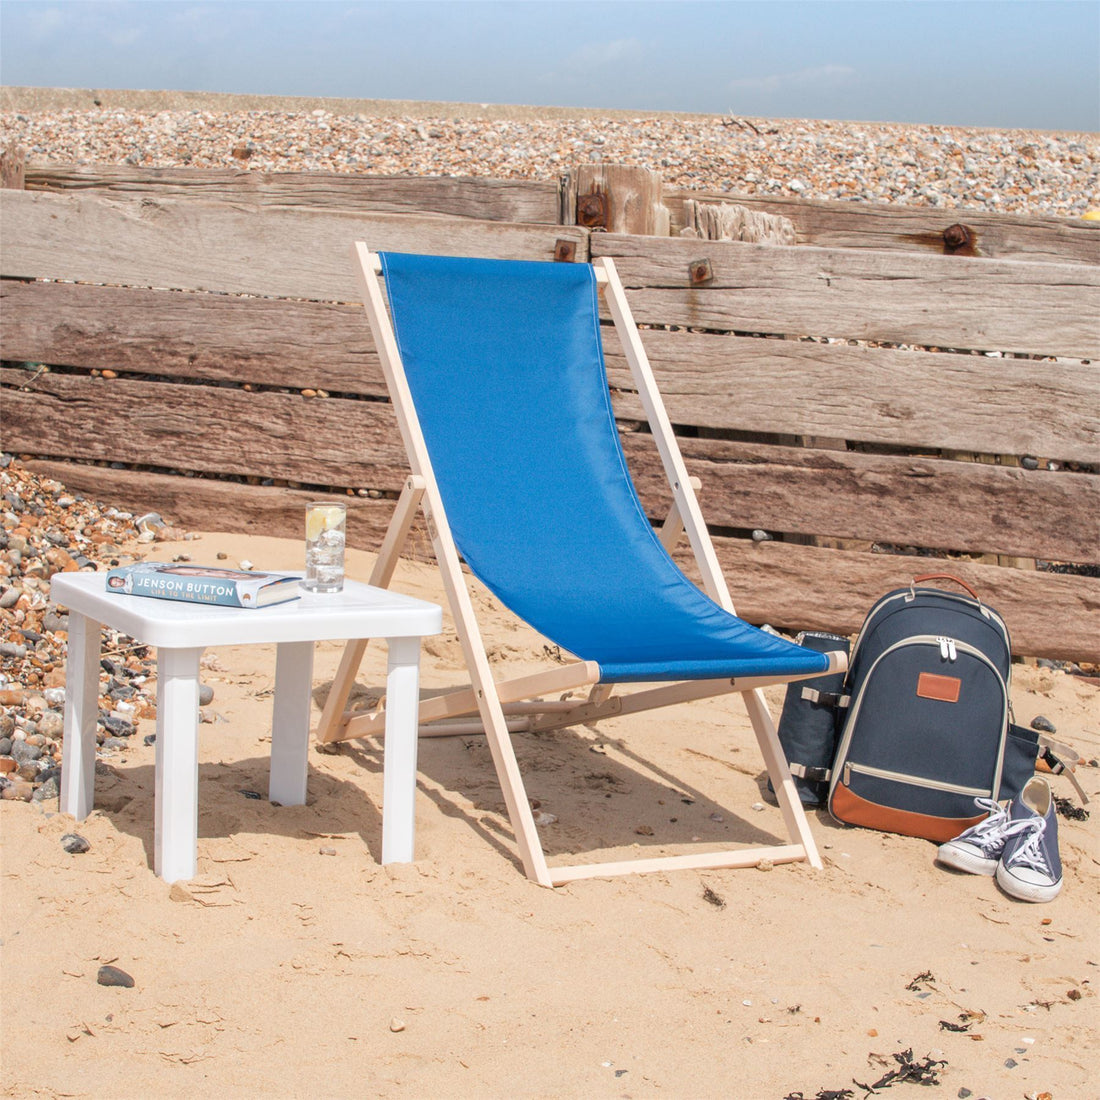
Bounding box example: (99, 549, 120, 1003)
(155, 646, 203, 883)
(381, 636, 422, 864)
(270, 640, 313, 807)
(59, 611, 102, 821)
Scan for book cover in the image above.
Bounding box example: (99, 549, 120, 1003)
(105, 562, 302, 609)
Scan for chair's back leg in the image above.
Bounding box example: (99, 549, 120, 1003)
(742, 687, 822, 868)
(316, 475, 427, 744)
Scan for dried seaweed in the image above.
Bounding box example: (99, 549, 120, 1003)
(1055, 797, 1089, 821)
(854, 1047, 947, 1091)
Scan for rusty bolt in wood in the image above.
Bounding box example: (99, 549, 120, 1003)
(577, 190, 609, 230)
(553, 239, 577, 263)
(942, 223, 974, 252)
(689, 258, 714, 285)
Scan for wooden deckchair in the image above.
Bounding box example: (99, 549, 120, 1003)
(318, 246, 848, 887)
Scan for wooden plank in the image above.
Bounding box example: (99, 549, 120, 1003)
(6, 280, 1094, 463)
(666, 189, 1100, 266)
(8, 360, 1094, 565)
(24, 163, 563, 224)
(29, 459, 1098, 664)
(1, 369, 411, 490)
(592, 234, 1100, 359)
(621, 434, 1100, 565)
(22, 459, 428, 555)
(603, 327, 1100, 464)
(574, 164, 669, 235)
(2, 145, 25, 190)
(0, 190, 589, 300)
(0, 279, 385, 396)
(712, 537, 1100, 664)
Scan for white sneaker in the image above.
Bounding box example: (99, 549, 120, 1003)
(937, 798, 1013, 875)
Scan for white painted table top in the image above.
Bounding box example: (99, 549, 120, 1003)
(50, 572, 443, 648)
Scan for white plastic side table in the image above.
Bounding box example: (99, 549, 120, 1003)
(50, 572, 442, 883)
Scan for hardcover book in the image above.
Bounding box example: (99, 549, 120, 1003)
(105, 562, 301, 609)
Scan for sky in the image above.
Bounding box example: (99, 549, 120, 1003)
(1, 0, 1097, 131)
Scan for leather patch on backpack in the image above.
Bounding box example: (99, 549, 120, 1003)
(917, 672, 961, 703)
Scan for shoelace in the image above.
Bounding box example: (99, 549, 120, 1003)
(1001, 816, 1051, 875)
(954, 798, 1012, 854)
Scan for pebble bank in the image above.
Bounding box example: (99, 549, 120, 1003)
(2, 106, 1098, 217)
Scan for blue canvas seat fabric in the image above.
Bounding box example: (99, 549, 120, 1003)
(379, 251, 830, 684)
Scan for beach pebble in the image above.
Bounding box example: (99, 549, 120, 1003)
(32, 775, 60, 801)
(389, 1017, 406, 1033)
(1, 778, 34, 801)
(96, 965, 135, 988)
(61, 833, 90, 854)
(1030, 715, 1056, 733)
(198, 683, 215, 706)
(37, 711, 63, 739)
(10, 740, 41, 764)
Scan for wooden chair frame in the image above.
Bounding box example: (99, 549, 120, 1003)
(317, 244, 847, 886)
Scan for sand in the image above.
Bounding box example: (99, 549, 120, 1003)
(2, 529, 1097, 1099)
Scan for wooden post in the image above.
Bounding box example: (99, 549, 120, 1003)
(1, 146, 26, 190)
(574, 164, 670, 236)
(684, 199, 796, 245)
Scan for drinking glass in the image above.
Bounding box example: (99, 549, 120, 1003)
(302, 501, 346, 593)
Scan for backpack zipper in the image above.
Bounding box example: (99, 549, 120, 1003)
(830, 634, 1009, 804)
(841, 760, 991, 799)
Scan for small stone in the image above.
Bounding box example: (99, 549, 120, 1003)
(61, 833, 90, 854)
(32, 775, 60, 801)
(533, 810, 557, 826)
(751, 529, 772, 542)
(143, 733, 156, 747)
(1, 779, 34, 801)
(38, 711, 64, 739)
(319, 846, 337, 856)
(101, 715, 134, 738)
(198, 683, 214, 706)
(751, 801, 766, 812)
(1021, 456, 1040, 470)
(1030, 715, 1056, 733)
(10, 740, 41, 763)
(389, 1017, 406, 1033)
(0, 737, 11, 755)
(96, 965, 134, 988)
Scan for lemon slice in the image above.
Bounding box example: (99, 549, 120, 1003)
(306, 505, 344, 541)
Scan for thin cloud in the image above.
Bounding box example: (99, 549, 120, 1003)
(566, 37, 645, 70)
(729, 64, 856, 93)
(26, 7, 66, 38)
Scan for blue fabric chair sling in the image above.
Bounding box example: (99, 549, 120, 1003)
(319, 244, 848, 887)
